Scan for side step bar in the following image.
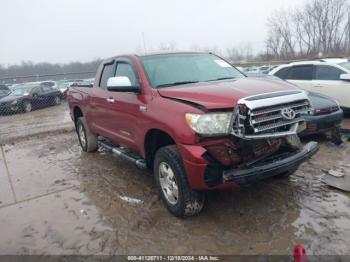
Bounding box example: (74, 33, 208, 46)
(99, 139, 147, 169)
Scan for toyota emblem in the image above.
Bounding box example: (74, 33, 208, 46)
(281, 108, 296, 120)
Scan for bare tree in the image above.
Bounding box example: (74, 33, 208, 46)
(266, 9, 296, 59)
(266, 0, 350, 59)
(159, 41, 177, 51)
(226, 42, 254, 62)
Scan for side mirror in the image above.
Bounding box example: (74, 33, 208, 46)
(107, 76, 140, 92)
(340, 73, 350, 81)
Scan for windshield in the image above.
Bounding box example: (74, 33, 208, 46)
(11, 87, 31, 96)
(41, 81, 55, 87)
(0, 89, 9, 95)
(141, 53, 245, 88)
(338, 61, 350, 71)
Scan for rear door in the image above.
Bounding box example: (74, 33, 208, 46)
(313, 65, 350, 107)
(89, 60, 119, 138)
(284, 65, 315, 91)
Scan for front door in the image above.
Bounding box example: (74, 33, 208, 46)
(108, 59, 144, 152)
(31, 86, 46, 108)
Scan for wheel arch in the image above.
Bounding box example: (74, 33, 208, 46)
(144, 128, 176, 170)
(73, 106, 83, 128)
(21, 99, 32, 110)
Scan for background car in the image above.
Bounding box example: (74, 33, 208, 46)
(245, 72, 282, 81)
(0, 83, 62, 114)
(0, 85, 10, 99)
(246, 72, 343, 143)
(269, 59, 350, 111)
(258, 65, 277, 74)
(56, 79, 84, 98)
(80, 78, 95, 85)
(303, 91, 343, 144)
(40, 80, 58, 89)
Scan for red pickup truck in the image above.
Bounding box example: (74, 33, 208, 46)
(67, 52, 318, 217)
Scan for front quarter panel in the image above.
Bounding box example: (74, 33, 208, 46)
(139, 93, 204, 148)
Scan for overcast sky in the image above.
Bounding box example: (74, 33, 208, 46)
(1, 0, 306, 65)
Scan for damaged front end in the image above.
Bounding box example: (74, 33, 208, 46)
(201, 134, 317, 187)
(230, 90, 311, 139)
(201, 90, 318, 187)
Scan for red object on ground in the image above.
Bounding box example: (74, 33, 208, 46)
(294, 244, 307, 262)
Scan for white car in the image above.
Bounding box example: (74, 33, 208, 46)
(269, 58, 350, 110)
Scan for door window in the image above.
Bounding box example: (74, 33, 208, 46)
(100, 62, 116, 89)
(314, 65, 344, 80)
(115, 62, 138, 86)
(274, 67, 290, 79)
(32, 86, 43, 95)
(285, 65, 313, 80)
(41, 86, 52, 92)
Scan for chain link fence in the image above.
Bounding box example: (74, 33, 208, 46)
(0, 72, 94, 142)
(0, 71, 95, 115)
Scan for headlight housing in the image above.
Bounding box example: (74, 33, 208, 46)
(11, 100, 18, 105)
(185, 112, 232, 135)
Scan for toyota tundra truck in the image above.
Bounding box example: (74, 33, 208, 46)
(67, 52, 318, 217)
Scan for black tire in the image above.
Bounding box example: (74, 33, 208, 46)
(154, 145, 205, 217)
(22, 101, 32, 113)
(53, 96, 61, 106)
(331, 126, 343, 145)
(76, 117, 98, 152)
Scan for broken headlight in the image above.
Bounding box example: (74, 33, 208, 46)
(185, 112, 232, 135)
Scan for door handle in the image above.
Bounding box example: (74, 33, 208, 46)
(106, 97, 115, 103)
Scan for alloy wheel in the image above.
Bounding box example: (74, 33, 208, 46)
(158, 162, 179, 205)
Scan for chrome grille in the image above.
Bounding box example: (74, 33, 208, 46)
(250, 101, 309, 117)
(249, 99, 310, 133)
(231, 91, 312, 139)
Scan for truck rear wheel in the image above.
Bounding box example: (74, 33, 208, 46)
(76, 117, 98, 152)
(154, 145, 205, 217)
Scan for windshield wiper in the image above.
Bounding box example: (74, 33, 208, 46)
(207, 77, 236, 82)
(156, 81, 199, 88)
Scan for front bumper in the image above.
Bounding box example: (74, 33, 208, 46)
(178, 140, 318, 190)
(0, 103, 19, 114)
(223, 141, 318, 184)
(300, 109, 343, 135)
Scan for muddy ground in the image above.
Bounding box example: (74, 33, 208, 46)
(0, 118, 350, 256)
(0, 102, 74, 143)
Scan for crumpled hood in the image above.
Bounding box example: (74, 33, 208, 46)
(158, 77, 299, 110)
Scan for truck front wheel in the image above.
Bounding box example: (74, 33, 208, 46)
(154, 145, 205, 217)
(76, 117, 98, 152)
